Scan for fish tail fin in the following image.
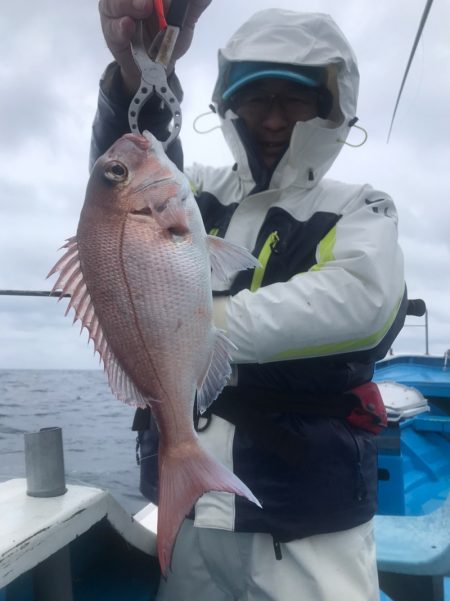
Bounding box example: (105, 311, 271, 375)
(157, 443, 261, 575)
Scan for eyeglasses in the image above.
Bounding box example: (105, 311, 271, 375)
(230, 88, 319, 120)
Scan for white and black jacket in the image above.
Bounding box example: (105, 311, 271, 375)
(91, 10, 407, 542)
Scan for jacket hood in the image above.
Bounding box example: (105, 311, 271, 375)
(211, 10, 360, 190)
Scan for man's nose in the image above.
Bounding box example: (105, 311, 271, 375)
(261, 99, 289, 129)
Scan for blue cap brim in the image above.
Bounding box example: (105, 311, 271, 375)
(222, 68, 320, 101)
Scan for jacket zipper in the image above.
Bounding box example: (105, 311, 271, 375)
(250, 231, 280, 292)
(342, 422, 367, 502)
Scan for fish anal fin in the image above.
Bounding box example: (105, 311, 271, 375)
(157, 442, 261, 575)
(196, 329, 236, 414)
(207, 235, 260, 282)
(105, 353, 151, 408)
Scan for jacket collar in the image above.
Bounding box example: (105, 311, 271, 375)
(221, 115, 351, 193)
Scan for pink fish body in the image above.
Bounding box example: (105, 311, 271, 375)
(48, 132, 260, 574)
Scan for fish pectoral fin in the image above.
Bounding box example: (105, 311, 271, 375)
(196, 329, 237, 414)
(207, 235, 260, 282)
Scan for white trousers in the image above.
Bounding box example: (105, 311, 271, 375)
(156, 518, 379, 601)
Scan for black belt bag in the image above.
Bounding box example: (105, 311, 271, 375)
(198, 386, 359, 467)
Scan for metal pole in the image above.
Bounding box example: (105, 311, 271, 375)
(24, 427, 67, 497)
(24, 428, 73, 601)
(425, 310, 429, 355)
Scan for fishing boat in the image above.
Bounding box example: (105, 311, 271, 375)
(0, 291, 449, 600)
(1, 352, 448, 601)
(374, 352, 450, 601)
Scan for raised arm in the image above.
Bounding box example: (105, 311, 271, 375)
(90, 0, 211, 169)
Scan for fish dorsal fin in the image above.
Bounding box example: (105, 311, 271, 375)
(196, 329, 237, 414)
(47, 238, 148, 408)
(207, 235, 260, 282)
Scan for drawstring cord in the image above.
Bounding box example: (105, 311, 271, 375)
(193, 104, 222, 134)
(338, 117, 368, 148)
(194, 109, 368, 148)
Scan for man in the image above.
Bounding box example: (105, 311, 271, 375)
(93, 3, 407, 600)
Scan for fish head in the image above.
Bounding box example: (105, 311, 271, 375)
(87, 133, 190, 235)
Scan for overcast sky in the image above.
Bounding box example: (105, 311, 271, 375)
(1, 0, 449, 369)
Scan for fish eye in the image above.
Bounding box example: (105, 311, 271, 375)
(103, 161, 128, 183)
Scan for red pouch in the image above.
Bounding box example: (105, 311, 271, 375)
(346, 382, 387, 434)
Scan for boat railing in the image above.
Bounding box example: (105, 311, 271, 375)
(403, 298, 429, 356)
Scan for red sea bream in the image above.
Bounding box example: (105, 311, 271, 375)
(48, 131, 260, 574)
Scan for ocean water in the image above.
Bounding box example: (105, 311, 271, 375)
(0, 369, 147, 515)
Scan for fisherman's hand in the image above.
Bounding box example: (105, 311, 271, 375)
(169, 1, 212, 66)
(98, 0, 212, 96)
(212, 297, 228, 331)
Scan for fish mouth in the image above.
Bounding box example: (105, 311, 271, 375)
(131, 207, 152, 217)
(129, 206, 190, 239)
(129, 176, 176, 218)
(129, 201, 190, 239)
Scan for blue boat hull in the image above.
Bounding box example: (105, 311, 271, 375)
(374, 355, 450, 601)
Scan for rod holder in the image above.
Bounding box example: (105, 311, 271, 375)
(24, 427, 67, 497)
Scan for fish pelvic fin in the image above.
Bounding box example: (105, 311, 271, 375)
(207, 235, 260, 282)
(196, 329, 236, 414)
(47, 237, 148, 408)
(157, 442, 261, 576)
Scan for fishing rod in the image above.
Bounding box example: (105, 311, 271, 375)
(0, 290, 429, 353)
(0, 289, 426, 315)
(0, 290, 70, 298)
(387, 0, 434, 142)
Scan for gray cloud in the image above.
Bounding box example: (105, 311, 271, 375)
(1, 0, 449, 368)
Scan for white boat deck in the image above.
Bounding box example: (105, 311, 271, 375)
(0, 478, 157, 589)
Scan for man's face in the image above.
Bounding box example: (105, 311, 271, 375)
(230, 78, 320, 168)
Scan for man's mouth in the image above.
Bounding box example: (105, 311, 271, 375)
(258, 141, 289, 160)
(259, 140, 288, 150)
(256, 141, 289, 168)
